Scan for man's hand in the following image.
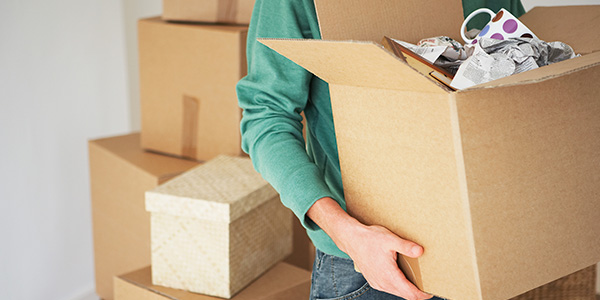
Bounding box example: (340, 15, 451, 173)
(307, 197, 432, 300)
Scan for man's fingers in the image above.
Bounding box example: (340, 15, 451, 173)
(371, 257, 432, 300)
(389, 235, 423, 258)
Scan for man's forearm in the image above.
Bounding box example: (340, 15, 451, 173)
(306, 197, 365, 254)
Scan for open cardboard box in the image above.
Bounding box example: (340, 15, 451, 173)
(259, 1, 600, 300)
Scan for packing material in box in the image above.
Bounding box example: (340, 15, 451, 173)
(162, 0, 255, 24)
(89, 133, 199, 300)
(113, 263, 310, 300)
(138, 17, 247, 161)
(260, 1, 600, 300)
(145, 155, 292, 298)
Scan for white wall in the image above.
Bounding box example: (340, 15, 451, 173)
(122, 0, 162, 132)
(0, 0, 135, 299)
(0, 1, 597, 300)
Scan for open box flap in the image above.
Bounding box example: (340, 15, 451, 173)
(460, 50, 600, 91)
(259, 38, 447, 93)
(519, 6, 600, 55)
(314, 0, 464, 43)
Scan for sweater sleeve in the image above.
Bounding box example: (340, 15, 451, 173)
(236, 0, 333, 229)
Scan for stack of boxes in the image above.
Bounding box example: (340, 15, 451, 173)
(88, 1, 314, 300)
(89, 1, 597, 300)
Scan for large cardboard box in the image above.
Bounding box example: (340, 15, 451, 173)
(162, 0, 255, 24)
(511, 265, 597, 300)
(260, 1, 600, 300)
(89, 133, 199, 300)
(145, 156, 292, 298)
(138, 17, 247, 161)
(114, 263, 310, 300)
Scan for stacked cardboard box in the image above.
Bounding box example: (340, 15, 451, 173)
(89, 135, 313, 300)
(89, 133, 199, 300)
(138, 17, 247, 162)
(261, 1, 600, 300)
(114, 263, 310, 300)
(162, 0, 255, 24)
(88, 2, 314, 300)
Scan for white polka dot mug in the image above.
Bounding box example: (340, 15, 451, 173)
(460, 8, 537, 44)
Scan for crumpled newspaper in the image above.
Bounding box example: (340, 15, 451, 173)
(450, 37, 578, 89)
(417, 36, 473, 75)
(393, 36, 472, 75)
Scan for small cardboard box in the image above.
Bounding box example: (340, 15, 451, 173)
(145, 156, 292, 298)
(89, 133, 199, 300)
(162, 0, 255, 25)
(285, 217, 315, 271)
(260, 1, 600, 300)
(138, 17, 247, 162)
(113, 263, 310, 300)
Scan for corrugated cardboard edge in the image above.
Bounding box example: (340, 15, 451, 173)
(258, 38, 448, 94)
(448, 93, 482, 300)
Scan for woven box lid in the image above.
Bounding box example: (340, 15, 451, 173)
(145, 155, 277, 222)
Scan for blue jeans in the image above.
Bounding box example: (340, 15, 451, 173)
(310, 249, 445, 300)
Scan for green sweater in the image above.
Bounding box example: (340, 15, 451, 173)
(236, 0, 525, 259)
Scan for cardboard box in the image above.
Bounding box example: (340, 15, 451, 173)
(162, 0, 255, 25)
(510, 265, 597, 300)
(145, 156, 292, 298)
(138, 17, 247, 161)
(114, 263, 310, 300)
(260, 2, 600, 300)
(89, 133, 199, 300)
(284, 216, 315, 271)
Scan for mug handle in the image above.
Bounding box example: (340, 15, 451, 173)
(460, 8, 495, 43)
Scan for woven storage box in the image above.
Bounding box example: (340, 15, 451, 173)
(145, 155, 292, 298)
(510, 265, 597, 300)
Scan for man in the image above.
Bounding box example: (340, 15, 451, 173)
(236, 1, 525, 299)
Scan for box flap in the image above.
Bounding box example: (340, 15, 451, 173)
(259, 39, 448, 94)
(145, 155, 278, 222)
(314, 0, 464, 43)
(461, 51, 600, 91)
(519, 6, 600, 55)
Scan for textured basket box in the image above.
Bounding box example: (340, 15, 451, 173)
(145, 155, 292, 298)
